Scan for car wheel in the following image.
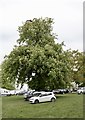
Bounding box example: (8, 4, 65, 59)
(27, 98, 29, 101)
(34, 100, 39, 104)
(51, 98, 55, 102)
(78, 92, 82, 95)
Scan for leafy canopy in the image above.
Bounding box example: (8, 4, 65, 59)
(1, 18, 76, 90)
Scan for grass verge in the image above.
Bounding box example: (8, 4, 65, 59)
(2, 93, 83, 118)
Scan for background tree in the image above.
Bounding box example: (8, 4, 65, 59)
(66, 50, 84, 86)
(1, 60, 15, 90)
(1, 18, 74, 90)
(83, 52, 85, 86)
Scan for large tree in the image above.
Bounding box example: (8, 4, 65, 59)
(1, 18, 72, 90)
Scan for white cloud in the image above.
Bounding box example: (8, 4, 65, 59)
(0, 0, 83, 63)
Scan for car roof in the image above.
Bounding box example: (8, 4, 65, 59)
(33, 91, 53, 94)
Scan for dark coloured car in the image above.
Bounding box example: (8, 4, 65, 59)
(53, 89, 69, 94)
(24, 90, 35, 101)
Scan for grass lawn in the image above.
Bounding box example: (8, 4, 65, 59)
(2, 93, 83, 118)
(0, 97, 2, 120)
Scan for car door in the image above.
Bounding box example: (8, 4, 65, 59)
(39, 94, 48, 102)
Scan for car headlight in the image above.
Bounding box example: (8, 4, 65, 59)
(29, 98, 34, 100)
(30, 98, 33, 100)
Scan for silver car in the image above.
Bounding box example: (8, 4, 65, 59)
(77, 87, 85, 94)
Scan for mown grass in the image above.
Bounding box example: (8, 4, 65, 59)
(2, 93, 83, 118)
(0, 97, 2, 120)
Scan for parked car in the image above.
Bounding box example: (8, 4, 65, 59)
(0, 91, 11, 96)
(52, 89, 69, 94)
(10, 90, 16, 95)
(0, 88, 11, 96)
(52, 89, 60, 94)
(15, 89, 26, 95)
(29, 92, 56, 104)
(24, 90, 35, 100)
(77, 87, 85, 94)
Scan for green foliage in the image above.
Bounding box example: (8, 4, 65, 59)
(1, 17, 84, 90)
(17, 18, 55, 46)
(66, 50, 84, 85)
(1, 60, 15, 90)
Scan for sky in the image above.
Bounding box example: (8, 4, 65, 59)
(0, 0, 83, 64)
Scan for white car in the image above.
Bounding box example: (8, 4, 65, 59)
(29, 92, 56, 104)
(10, 90, 17, 95)
(0, 90, 11, 96)
(0, 88, 11, 96)
(77, 87, 85, 94)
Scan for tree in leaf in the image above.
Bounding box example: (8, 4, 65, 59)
(1, 18, 72, 91)
(66, 50, 84, 86)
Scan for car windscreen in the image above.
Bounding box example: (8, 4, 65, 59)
(33, 93, 41, 97)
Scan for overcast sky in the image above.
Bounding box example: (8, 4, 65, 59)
(0, 0, 83, 64)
